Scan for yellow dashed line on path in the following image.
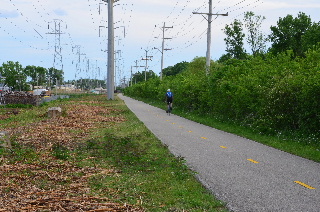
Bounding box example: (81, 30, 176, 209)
(150, 112, 318, 192)
(294, 181, 316, 189)
(247, 159, 259, 164)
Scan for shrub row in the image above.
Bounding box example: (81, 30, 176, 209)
(124, 46, 320, 137)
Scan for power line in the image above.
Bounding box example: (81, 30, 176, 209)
(193, 0, 228, 74)
(154, 22, 173, 80)
(141, 49, 153, 81)
(46, 19, 66, 72)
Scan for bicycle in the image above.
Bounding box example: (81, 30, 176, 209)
(166, 102, 172, 115)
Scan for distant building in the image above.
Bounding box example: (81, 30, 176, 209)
(58, 84, 76, 90)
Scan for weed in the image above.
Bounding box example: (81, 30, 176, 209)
(52, 143, 70, 160)
(8, 143, 39, 163)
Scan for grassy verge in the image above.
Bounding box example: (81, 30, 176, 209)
(131, 97, 320, 163)
(0, 94, 228, 211)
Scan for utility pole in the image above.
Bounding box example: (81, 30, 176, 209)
(103, 0, 119, 100)
(193, 0, 228, 75)
(121, 76, 126, 88)
(130, 66, 133, 86)
(131, 60, 145, 86)
(107, 0, 115, 100)
(114, 50, 121, 90)
(141, 50, 153, 81)
(158, 22, 173, 80)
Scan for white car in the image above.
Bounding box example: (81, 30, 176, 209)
(0, 84, 10, 94)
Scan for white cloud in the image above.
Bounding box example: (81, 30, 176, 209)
(54, 8, 68, 16)
(0, 10, 19, 18)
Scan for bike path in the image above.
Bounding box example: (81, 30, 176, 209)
(118, 94, 320, 212)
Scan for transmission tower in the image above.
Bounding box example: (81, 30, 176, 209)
(72, 45, 86, 79)
(46, 19, 66, 72)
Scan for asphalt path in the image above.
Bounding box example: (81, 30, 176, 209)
(118, 94, 320, 212)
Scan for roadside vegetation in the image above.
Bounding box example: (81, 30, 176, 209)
(124, 48, 320, 163)
(0, 94, 228, 211)
(124, 11, 320, 163)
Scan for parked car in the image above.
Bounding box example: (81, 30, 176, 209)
(0, 84, 10, 91)
(0, 84, 10, 97)
(33, 89, 48, 96)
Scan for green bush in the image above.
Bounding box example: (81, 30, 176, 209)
(124, 47, 320, 138)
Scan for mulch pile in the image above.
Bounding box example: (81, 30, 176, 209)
(9, 101, 126, 151)
(0, 98, 144, 211)
(0, 160, 142, 211)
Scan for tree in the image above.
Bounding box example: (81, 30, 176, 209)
(162, 66, 173, 77)
(244, 11, 266, 56)
(162, 61, 189, 77)
(47, 67, 64, 88)
(0, 61, 28, 91)
(269, 12, 313, 57)
(217, 53, 232, 63)
(132, 70, 158, 84)
(303, 21, 320, 50)
(24, 65, 47, 87)
(223, 19, 247, 59)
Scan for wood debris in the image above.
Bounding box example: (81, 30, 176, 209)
(0, 96, 144, 211)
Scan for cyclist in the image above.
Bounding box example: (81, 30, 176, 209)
(165, 89, 173, 113)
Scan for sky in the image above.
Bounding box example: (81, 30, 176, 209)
(0, 0, 319, 85)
